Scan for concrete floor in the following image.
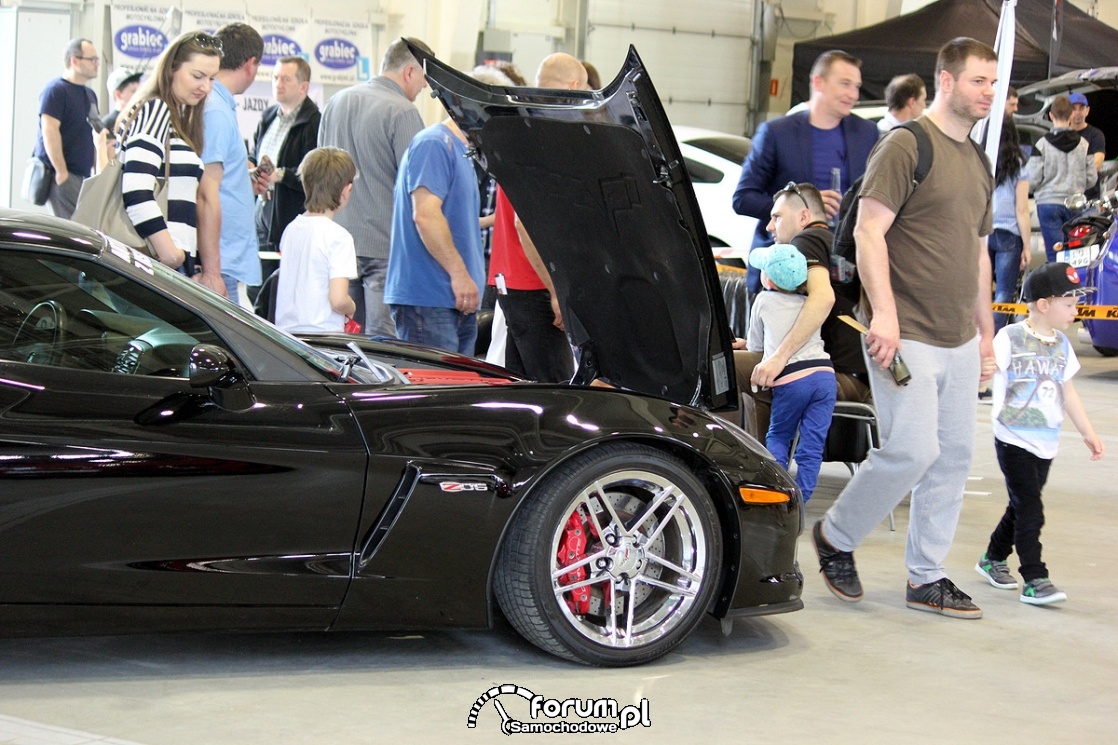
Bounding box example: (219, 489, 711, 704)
(2, 331, 1116, 745)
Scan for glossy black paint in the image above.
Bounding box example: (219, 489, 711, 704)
(1, 166, 800, 649)
(330, 384, 802, 629)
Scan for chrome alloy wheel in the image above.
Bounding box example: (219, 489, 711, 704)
(550, 469, 709, 648)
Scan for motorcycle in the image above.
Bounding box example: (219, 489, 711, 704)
(1059, 191, 1118, 357)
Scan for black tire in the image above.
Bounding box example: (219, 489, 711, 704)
(1093, 345, 1118, 358)
(495, 443, 722, 666)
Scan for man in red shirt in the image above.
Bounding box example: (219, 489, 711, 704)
(486, 53, 588, 381)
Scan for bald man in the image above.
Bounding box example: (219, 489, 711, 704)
(536, 52, 588, 89)
(485, 53, 587, 381)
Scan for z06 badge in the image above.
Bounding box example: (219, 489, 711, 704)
(439, 482, 490, 492)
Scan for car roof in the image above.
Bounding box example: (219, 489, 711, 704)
(1018, 67, 1118, 97)
(0, 209, 106, 256)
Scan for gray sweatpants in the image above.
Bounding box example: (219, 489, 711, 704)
(822, 336, 980, 586)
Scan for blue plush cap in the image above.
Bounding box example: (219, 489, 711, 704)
(1068, 92, 1089, 106)
(748, 244, 807, 291)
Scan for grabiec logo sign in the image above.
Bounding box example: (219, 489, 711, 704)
(262, 34, 302, 66)
(115, 25, 167, 59)
(467, 684, 652, 735)
(315, 38, 359, 70)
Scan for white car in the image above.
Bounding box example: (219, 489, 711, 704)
(673, 126, 757, 260)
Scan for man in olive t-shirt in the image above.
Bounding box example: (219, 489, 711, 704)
(812, 38, 997, 620)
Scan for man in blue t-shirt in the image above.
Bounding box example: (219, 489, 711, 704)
(33, 38, 101, 218)
(385, 118, 485, 355)
(197, 23, 264, 306)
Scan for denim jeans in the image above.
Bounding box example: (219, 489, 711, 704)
(390, 304, 478, 356)
(987, 439, 1052, 582)
(350, 257, 396, 338)
(988, 228, 1024, 334)
(1036, 203, 1074, 263)
(766, 372, 837, 502)
(221, 273, 251, 310)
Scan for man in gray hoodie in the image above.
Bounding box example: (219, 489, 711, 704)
(1028, 94, 1097, 262)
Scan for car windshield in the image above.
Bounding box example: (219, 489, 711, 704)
(100, 243, 394, 384)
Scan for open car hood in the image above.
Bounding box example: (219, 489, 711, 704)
(411, 44, 737, 410)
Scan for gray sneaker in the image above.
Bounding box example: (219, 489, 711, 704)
(1020, 577, 1067, 605)
(906, 578, 983, 619)
(975, 553, 1018, 589)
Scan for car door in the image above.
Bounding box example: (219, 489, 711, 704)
(0, 249, 367, 614)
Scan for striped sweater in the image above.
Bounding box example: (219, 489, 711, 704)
(120, 98, 204, 258)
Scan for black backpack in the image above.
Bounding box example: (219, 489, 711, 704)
(830, 120, 985, 290)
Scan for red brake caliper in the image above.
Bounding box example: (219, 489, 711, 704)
(557, 509, 592, 614)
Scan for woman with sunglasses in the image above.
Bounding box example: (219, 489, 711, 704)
(117, 32, 223, 272)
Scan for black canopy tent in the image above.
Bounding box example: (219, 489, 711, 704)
(791, 0, 1118, 105)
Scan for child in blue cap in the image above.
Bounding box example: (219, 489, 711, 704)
(746, 244, 837, 501)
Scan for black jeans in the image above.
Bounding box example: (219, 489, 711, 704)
(988, 439, 1053, 582)
(497, 289, 573, 383)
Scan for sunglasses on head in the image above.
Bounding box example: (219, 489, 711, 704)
(192, 33, 224, 54)
(782, 181, 809, 210)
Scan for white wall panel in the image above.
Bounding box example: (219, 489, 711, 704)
(585, 0, 753, 135)
(2, 8, 72, 211)
(585, 23, 751, 135)
(589, 0, 752, 28)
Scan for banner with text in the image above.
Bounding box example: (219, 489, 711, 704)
(109, 2, 178, 72)
(310, 12, 376, 86)
(246, 11, 314, 82)
(180, 5, 250, 39)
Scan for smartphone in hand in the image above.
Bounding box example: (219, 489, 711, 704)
(255, 154, 275, 176)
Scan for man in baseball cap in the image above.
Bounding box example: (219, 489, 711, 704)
(1022, 261, 1097, 302)
(102, 67, 142, 136)
(1067, 92, 1106, 198)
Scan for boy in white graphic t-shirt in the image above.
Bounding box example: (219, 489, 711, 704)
(975, 262, 1104, 605)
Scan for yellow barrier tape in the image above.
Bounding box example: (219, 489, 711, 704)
(993, 302, 1118, 320)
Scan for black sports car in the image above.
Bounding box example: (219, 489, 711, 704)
(0, 49, 802, 667)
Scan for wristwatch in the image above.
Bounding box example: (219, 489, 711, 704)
(274, 167, 285, 183)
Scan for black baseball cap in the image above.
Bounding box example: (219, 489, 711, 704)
(1022, 262, 1096, 302)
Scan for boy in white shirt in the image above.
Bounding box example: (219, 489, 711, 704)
(275, 147, 358, 333)
(975, 262, 1104, 605)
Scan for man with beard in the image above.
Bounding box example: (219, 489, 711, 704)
(812, 37, 998, 620)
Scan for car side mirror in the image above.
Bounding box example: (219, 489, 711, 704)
(189, 344, 255, 412)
